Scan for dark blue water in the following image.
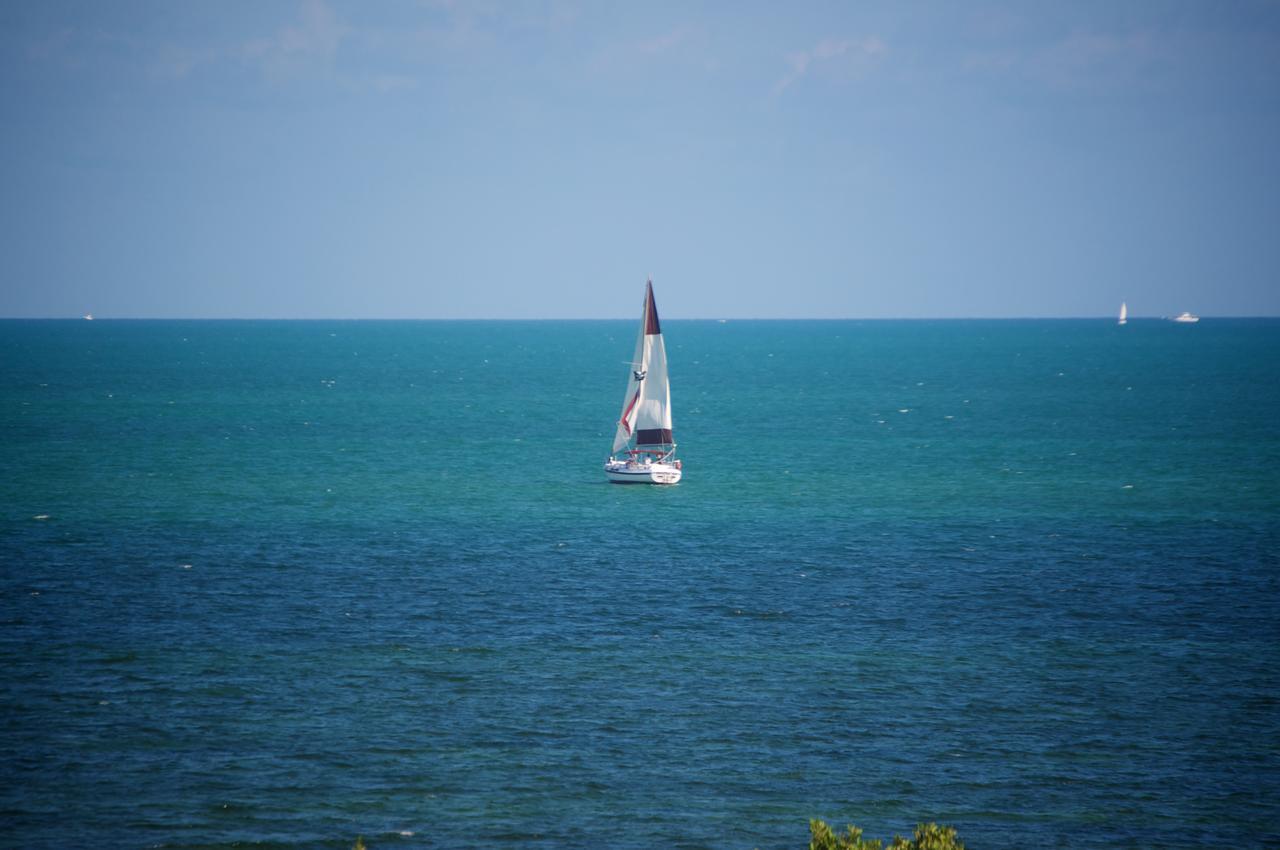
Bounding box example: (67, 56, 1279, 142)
(2, 319, 1277, 848)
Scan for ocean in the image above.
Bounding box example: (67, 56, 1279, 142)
(1, 318, 1277, 849)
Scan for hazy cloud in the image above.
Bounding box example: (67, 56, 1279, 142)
(147, 0, 423, 93)
(1035, 31, 1155, 87)
(961, 28, 1175, 95)
(152, 44, 220, 79)
(586, 23, 714, 77)
(773, 36, 886, 95)
(369, 73, 419, 93)
(637, 26, 691, 56)
(240, 0, 348, 76)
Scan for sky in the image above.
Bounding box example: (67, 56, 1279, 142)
(1, 0, 1278, 319)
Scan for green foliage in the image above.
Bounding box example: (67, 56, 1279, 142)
(351, 820, 961, 849)
(809, 818, 883, 849)
(809, 819, 964, 850)
(902, 823, 964, 850)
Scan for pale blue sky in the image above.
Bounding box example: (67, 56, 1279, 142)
(2, 1, 1278, 318)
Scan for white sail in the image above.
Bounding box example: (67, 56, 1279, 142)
(611, 315, 647, 453)
(1118, 302, 1127, 325)
(611, 280, 674, 454)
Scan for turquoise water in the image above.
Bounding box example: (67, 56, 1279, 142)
(2, 318, 1278, 849)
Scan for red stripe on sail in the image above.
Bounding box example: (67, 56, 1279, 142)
(644, 280, 662, 335)
(620, 389, 641, 433)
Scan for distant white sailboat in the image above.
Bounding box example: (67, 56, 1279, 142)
(604, 280, 682, 485)
(1173, 312, 1200, 323)
(1118, 302, 1127, 325)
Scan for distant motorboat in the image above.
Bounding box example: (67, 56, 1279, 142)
(1173, 312, 1200, 323)
(83, 313, 94, 321)
(1118, 302, 1127, 325)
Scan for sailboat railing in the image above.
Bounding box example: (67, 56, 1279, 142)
(614, 444, 677, 462)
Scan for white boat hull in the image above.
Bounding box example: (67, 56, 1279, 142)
(604, 461, 682, 485)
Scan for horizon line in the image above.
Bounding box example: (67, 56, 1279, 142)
(2, 314, 1268, 322)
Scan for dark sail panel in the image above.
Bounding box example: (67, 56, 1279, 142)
(636, 428, 674, 445)
(644, 280, 662, 336)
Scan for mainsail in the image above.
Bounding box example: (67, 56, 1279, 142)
(612, 280, 674, 453)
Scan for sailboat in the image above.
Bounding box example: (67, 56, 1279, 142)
(1118, 302, 1127, 325)
(604, 279, 682, 485)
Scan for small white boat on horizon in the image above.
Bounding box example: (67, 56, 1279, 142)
(605, 279, 682, 485)
(1173, 312, 1200, 323)
(83, 313, 94, 321)
(1118, 302, 1127, 325)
